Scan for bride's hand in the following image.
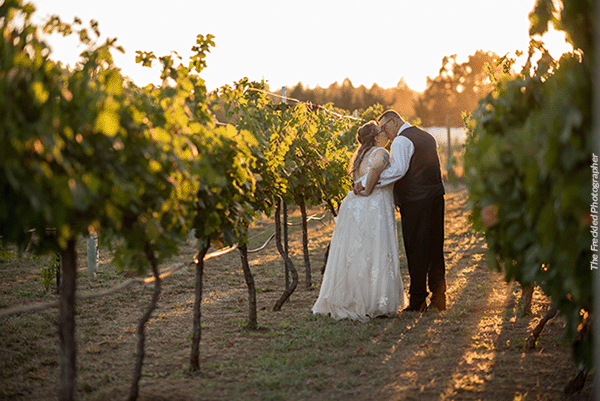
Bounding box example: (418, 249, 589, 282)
(353, 182, 365, 195)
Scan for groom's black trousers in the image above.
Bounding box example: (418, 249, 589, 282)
(399, 195, 446, 306)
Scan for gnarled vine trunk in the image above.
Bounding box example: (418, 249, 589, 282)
(299, 198, 312, 289)
(525, 303, 558, 349)
(273, 199, 298, 311)
(239, 243, 257, 329)
(521, 284, 534, 314)
(190, 243, 210, 371)
(129, 245, 162, 401)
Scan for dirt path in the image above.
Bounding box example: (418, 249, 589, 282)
(0, 186, 594, 400)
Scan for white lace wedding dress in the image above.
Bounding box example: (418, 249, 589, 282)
(312, 147, 405, 322)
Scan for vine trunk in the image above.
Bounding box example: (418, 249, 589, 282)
(58, 238, 77, 401)
(128, 245, 162, 401)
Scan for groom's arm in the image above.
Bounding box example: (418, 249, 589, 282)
(374, 136, 414, 188)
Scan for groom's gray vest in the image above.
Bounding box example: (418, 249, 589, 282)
(393, 126, 445, 206)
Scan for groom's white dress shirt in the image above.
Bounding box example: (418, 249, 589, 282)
(376, 122, 414, 188)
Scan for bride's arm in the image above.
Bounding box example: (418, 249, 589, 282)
(359, 149, 390, 196)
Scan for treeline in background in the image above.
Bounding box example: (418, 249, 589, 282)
(279, 49, 501, 128)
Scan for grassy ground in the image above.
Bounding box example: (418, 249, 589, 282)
(0, 185, 594, 400)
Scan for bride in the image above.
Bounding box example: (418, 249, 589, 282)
(312, 121, 405, 322)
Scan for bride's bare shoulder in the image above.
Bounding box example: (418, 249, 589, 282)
(371, 147, 390, 163)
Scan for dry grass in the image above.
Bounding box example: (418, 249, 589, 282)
(0, 186, 594, 400)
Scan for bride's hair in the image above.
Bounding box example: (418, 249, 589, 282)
(348, 121, 381, 179)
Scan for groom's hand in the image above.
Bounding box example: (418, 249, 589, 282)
(353, 182, 365, 195)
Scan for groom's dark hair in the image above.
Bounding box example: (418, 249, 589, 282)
(378, 110, 405, 124)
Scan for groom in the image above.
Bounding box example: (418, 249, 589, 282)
(355, 110, 446, 312)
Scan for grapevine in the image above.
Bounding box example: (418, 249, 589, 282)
(464, 0, 595, 369)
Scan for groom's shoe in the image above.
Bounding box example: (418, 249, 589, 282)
(429, 294, 446, 311)
(403, 301, 427, 313)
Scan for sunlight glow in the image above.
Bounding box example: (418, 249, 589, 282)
(28, 0, 575, 93)
(513, 27, 575, 72)
(440, 281, 515, 398)
(380, 317, 420, 365)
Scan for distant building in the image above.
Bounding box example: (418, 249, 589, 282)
(423, 127, 467, 146)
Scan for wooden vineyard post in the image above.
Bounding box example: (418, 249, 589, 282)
(87, 233, 98, 281)
(446, 116, 452, 176)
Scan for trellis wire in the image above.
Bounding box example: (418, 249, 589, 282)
(245, 87, 359, 121)
(0, 228, 279, 319)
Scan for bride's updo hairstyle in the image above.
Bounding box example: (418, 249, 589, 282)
(348, 121, 381, 180)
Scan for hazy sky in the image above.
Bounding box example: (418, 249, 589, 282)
(29, 0, 572, 93)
